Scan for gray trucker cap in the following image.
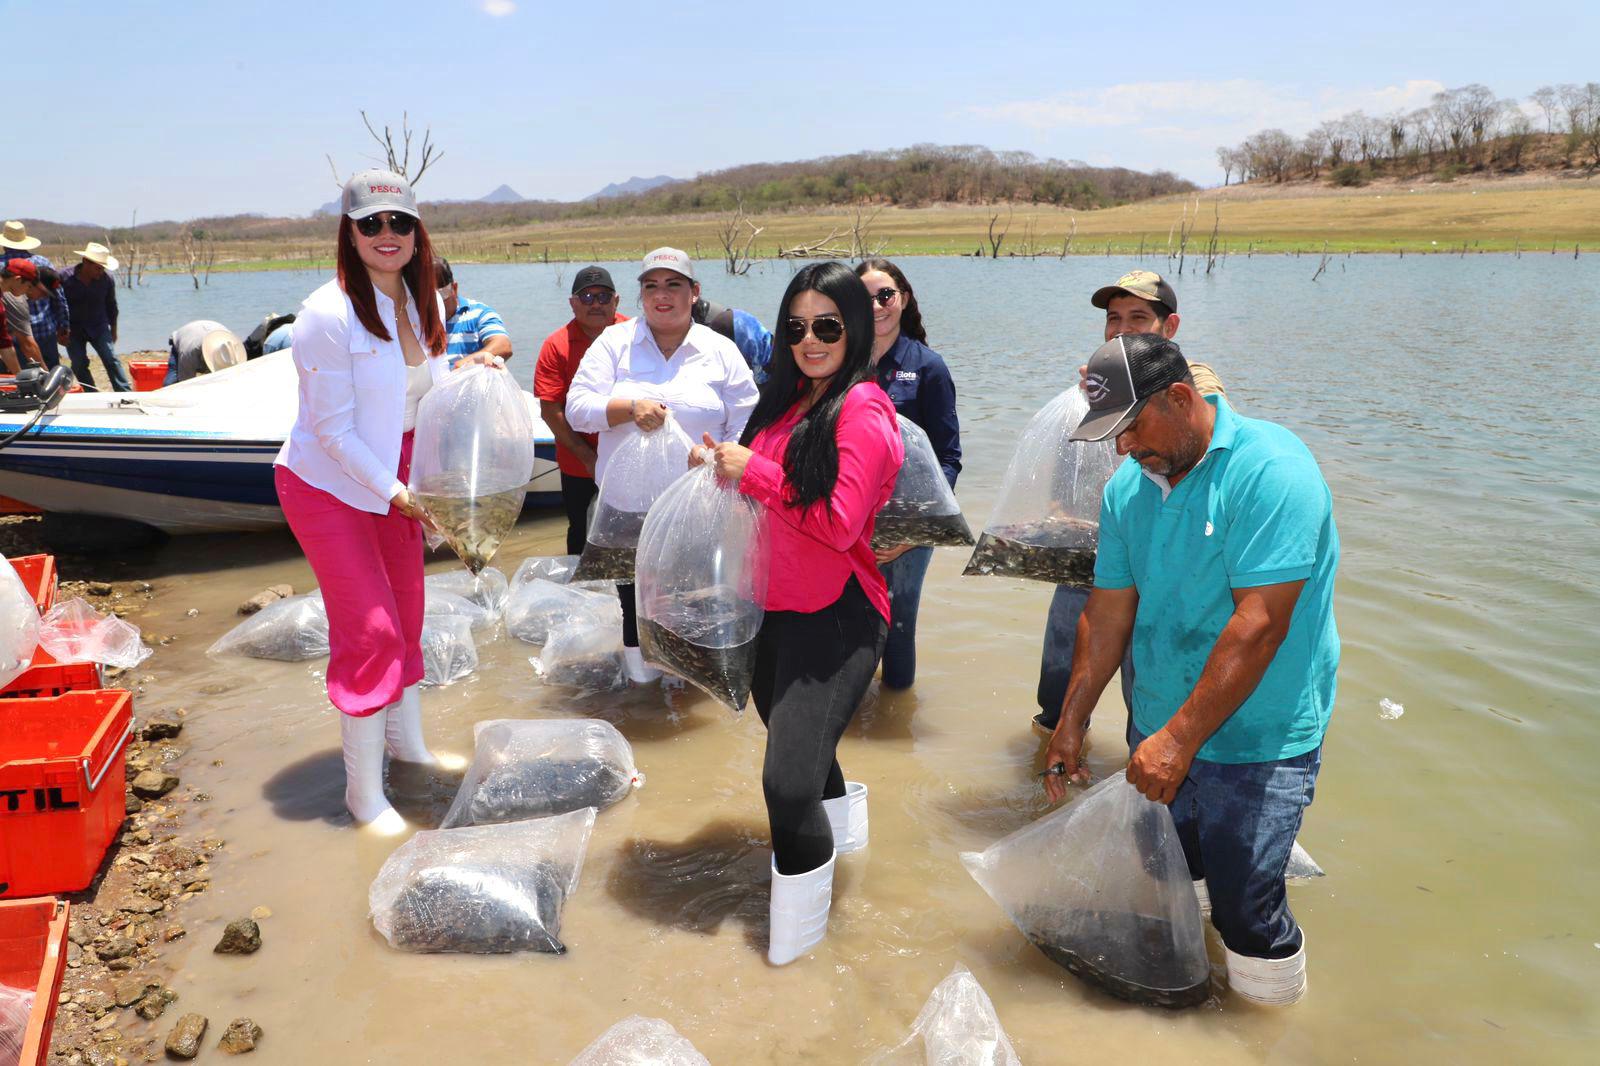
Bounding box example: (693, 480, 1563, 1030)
(341, 169, 420, 220)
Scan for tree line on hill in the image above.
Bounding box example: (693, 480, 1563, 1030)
(1217, 82, 1600, 186)
(23, 145, 1194, 247)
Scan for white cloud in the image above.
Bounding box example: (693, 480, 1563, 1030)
(481, 0, 517, 15)
(968, 78, 1449, 138)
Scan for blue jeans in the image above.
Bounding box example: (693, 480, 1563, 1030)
(1035, 584, 1134, 727)
(1128, 721, 1321, 959)
(67, 328, 133, 392)
(35, 331, 61, 370)
(879, 545, 933, 689)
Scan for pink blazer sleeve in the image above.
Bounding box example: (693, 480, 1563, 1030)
(740, 385, 903, 552)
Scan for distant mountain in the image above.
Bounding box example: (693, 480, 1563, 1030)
(314, 183, 526, 215)
(584, 175, 681, 201)
(478, 184, 525, 203)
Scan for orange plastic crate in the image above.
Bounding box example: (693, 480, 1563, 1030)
(0, 660, 102, 700)
(0, 691, 133, 899)
(7, 555, 56, 614)
(126, 359, 167, 392)
(0, 897, 69, 1066)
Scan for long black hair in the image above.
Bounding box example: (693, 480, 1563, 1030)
(739, 262, 876, 509)
(855, 257, 927, 344)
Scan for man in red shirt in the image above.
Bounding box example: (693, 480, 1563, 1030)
(534, 266, 629, 554)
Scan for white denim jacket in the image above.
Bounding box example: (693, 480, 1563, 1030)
(274, 278, 451, 514)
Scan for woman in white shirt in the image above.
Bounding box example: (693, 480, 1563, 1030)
(566, 248, 759, 682)
(273, 169, 454, 835)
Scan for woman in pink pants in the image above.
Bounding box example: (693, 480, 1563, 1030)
(274, 169, 452, 834)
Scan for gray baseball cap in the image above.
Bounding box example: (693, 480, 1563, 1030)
(341, 169, 420, 221)
(1069, 333, 1193, 442)
(638, 247, 694, 282)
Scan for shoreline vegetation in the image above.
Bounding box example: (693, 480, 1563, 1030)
(23, 171, 1600, 278)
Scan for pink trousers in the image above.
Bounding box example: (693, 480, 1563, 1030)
(274, 432, 423, 717)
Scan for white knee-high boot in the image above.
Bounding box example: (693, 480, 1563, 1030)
(341, 710, 405, 835)
(1226, 935, 1308, 1006)
(383, 685, 437, 765)
(623, 646, 662, 684)
(768, 852, 836, 966)
(822, 782, 869, 853)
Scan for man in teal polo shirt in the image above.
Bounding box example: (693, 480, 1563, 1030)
(1042, 332, 1338, 1006)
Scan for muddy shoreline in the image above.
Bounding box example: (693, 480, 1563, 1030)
(2, 515, 265, 1063)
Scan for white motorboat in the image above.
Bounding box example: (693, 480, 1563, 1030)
(0, 352, 560, 535)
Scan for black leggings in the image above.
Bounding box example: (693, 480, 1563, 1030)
(560, 472, 597, 557)
(752, 577, 887, 875)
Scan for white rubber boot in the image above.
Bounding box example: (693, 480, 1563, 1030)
(1193, 878, 1212, 920)
(623, 646, 662, 684)
(822, 782, 869, 854)
(340, 710, 406, 836)
(768, 852, 836, 966)
(383, 686, 437, 765)
(1226, 936, 1307, 1006)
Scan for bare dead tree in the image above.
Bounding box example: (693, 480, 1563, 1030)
(1205, 200, 1222, 274)
(1311, 241, 1332, 281)
(777, 228, 851, 258)
(985, 207, 1012, 258)
(203, 237, 218, 284)
(849, 203, 886, 260)
(328, 112, 443, 187)
(717, 198, 765, 275)
(361, 110, 442, 184)
(1058, 214, 1077, 259)
(179, 229, 201, 290)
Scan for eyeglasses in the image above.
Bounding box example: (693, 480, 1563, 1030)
(576, 290, 616, 305)
(869, 287, 900, 307)
(354, 212, 417, 238)
(783, 316, 845, 345)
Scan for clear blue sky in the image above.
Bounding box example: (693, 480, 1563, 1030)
(3, 0, 1595, 224)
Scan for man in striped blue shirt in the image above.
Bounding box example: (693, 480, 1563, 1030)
(435, 257, 513, 369)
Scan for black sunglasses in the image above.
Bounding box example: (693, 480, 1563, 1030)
(354, 212, 416, 238)
(576, 290, 616, 305)
(783, 316, 845, 345)
(869, 287, 900, 307)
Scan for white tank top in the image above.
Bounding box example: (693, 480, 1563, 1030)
(401, 359, 433, 432)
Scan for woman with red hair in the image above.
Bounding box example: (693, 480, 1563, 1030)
(274, 169, 453, 835)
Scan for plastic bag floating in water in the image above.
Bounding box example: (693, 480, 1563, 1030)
(870, 416, 974, 551)
(534, 597, 628, 695)
(425, 566, 510, 620)
(569, 1016, 710, 1066)
(1286, 840, 1325, 880)
(420, 615, 477, 687)
(635, 463, 767, 711)
(964, 387, 1119, 587)
(506, 581, 615, 648)
(961, 775, 1210, 1008)
(423, 588, 497, 633)
(409, 366, 536, 574)
(369, 809, 595, 955)
(866, 964, 1021, 1066)
(573, 416, 693, 583)
(207, 594, 329, 661)
(0, 554, 40, 690)
(441, 719, 641, 829)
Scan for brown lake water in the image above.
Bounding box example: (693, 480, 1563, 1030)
(104, 255, 1599, 1062)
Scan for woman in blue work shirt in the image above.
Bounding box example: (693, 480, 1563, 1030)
(855, 258, 961, 689)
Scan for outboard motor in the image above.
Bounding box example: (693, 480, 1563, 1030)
(0, 366, 71, 413)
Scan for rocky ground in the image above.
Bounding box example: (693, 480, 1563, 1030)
(1, 515, 265, 1062)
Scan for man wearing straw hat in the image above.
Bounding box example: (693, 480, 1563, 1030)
(60, 242, 133, 392)
(1, 221, 71, 370)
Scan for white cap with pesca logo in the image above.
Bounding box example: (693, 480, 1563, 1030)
(341, 169, 420, 221)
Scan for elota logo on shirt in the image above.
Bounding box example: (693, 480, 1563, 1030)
(894, 370, 918, 382)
